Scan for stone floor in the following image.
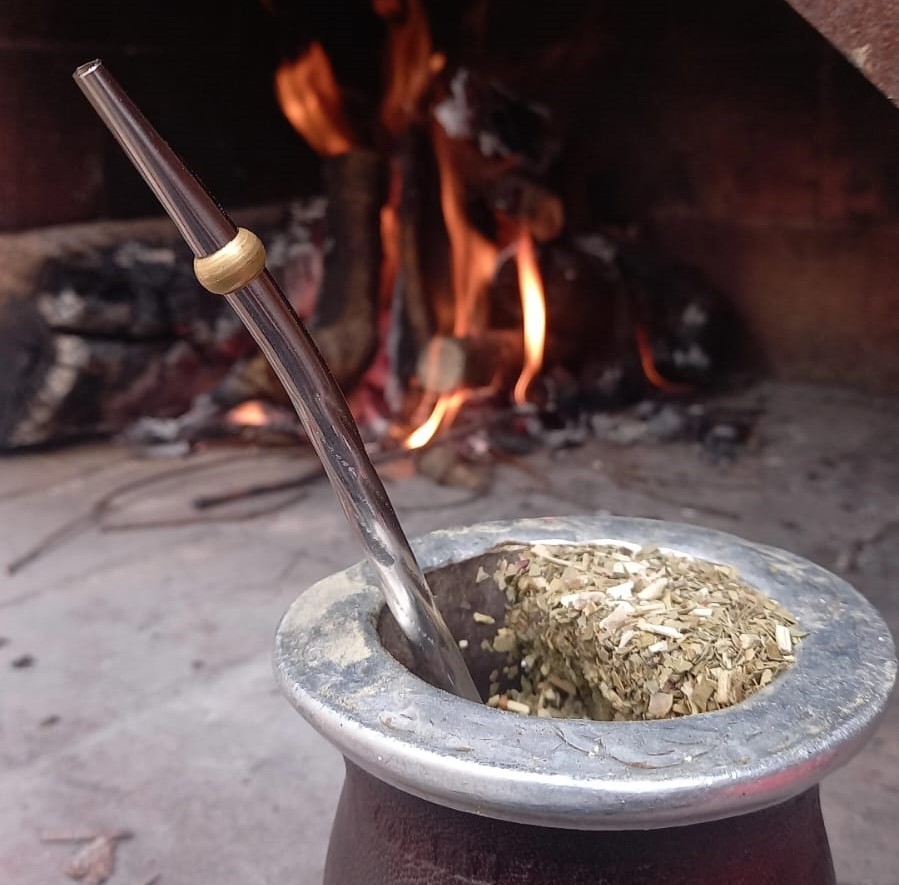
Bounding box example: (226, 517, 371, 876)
(0, 382, 896, 884)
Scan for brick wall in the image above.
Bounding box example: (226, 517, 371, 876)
(0, 0, 317, 231)
(561, 0, 899, 391)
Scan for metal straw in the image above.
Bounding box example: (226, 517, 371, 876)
(73, 59, 480, 703)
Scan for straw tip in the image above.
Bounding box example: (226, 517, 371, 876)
(74, 59, 103, 80)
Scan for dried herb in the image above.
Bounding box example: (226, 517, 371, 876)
(484, 542, 805, 721)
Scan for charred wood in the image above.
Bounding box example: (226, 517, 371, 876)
(309, 150, 387, 389)
(486, 174, 564, 242)
(0, 206, 311, 449)
(489, 243, 627, 370)
(617, 243, 736, 388)
(387, 127, 460, 403)
(0, 223, 236, 449)
(433, 69, 560, 173)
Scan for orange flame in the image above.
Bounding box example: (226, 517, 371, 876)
(275, 43, 353, 156)
(227, 400, 269, 427)
(404, 389, 468, 449)
(403, 123, 498, 449)
(379, 0, 441, 136)
(512, 235, 547, 405)
(402, 123, 499, 447)
(432, 124, 498, 336)
(380, 163, 402, 304)
(634, 324, 692, 395)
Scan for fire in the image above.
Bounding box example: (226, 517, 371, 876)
(634, 324, 692, 395)
(378, 0, 441, 136)
(227, 400, 269, 427)
(402, 123, 499, 448)
(432, 123, 498, 337)
(403, 389, 467, 449)
(274, 22, 549, 449)
(512, 234, 547, 405)
(275, 42, 353, 156)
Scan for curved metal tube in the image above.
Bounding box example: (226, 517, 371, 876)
(73, 60, 479, 703)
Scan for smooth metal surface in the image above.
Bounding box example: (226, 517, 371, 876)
(274, 516, 897, 830)
(73, 60, 479, 704)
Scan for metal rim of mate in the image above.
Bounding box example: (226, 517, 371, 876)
(274, 516, 896, 830)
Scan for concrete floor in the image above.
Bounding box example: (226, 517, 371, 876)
(1, 382, 896, 884)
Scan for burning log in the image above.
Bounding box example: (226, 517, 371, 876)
(433, 69, 560, 173)
(490, 242, 626, 370)
(388, 127, 454, 396)
(0, 220, 244, 449)
(416, 331, 523, 393)
(0, 205, 325, 449)
(310, 149, 387, 389)
(486, 174, 565, 242)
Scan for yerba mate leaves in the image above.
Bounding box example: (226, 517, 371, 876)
(484, 543, 804, 721)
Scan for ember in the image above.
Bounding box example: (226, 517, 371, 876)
(227, 400, 268, 428)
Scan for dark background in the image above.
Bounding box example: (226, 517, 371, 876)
(0, 0, 318, 229)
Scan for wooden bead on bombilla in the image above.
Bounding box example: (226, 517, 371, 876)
(194, 227, 268, 295)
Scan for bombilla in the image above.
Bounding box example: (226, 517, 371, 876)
(73, 59, 480, 704)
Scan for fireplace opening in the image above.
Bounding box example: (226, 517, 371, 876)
(2, 0, 898, 456)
